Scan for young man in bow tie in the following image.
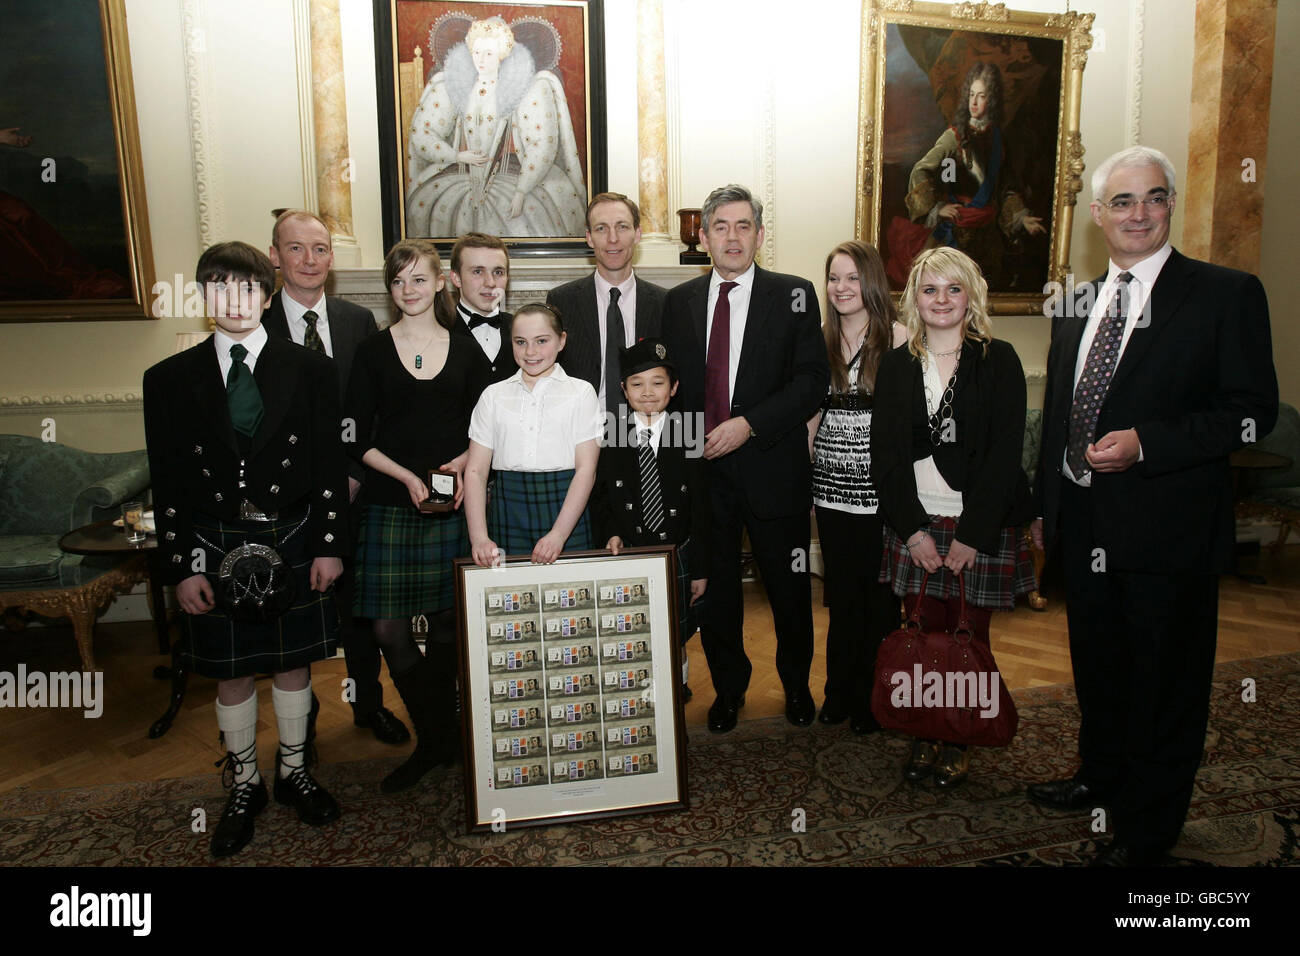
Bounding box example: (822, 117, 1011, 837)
(449, 231, 516, 384)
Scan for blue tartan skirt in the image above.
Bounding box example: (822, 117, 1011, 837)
(879, 515, 1036, 611)
(489, 469, 593, 557)
(183, 509, 339, 680)
(354, 503, 467, 618)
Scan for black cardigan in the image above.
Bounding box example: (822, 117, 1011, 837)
(872, 337, 1032, 553)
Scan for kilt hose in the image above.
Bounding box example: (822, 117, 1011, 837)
(489, 469, 593, 557)
(353, 503, 468, 619)
(880, 515, 1035, 611)
(183, 507, 338, 680)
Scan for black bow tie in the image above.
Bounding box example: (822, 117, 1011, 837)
(466, 312, 501, 331)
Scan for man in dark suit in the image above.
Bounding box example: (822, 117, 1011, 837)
(263, 210, 409, 747)
(144, 241, 347, 857)
(660, 184, 829, 733)
(1028, 146, 1277, 866)
(547, 192, 666, 424)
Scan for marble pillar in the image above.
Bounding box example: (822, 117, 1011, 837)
(309, 0, 360, 264)
(1182, 0, 1275, 273)
(637, 0, 670, 239)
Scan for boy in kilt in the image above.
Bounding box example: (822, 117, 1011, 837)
(143, 242, 348, 857)
(591, 339, 710, 699)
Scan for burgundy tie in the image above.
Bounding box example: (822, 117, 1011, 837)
(705, 281, 738, 433)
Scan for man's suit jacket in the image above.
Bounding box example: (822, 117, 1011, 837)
(660, 266, 828, 519)
(548, 274, 666, 391)
(1035, 248, 1277, 574)
(262, 292, 378, 404)
(451, 310, 517, 386)
(142, 333, 350, 585)
(590, 419, 711, 578)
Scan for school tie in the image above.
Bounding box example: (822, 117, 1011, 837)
(1066, 272, 1133, 478)
(226, 343, 264, 438)
(638, 427, 664, 533)
(604, 288, 624, 418)
(302, 309, 325, 353)
(704, 281, 738, 433)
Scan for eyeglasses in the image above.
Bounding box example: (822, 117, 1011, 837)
(1100, 195, 1174, 213)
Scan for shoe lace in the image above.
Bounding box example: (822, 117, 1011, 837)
(214, 741, 258, 790)
(278, 741, 320, 794)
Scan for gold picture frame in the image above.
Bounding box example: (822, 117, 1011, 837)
(854, 0, 1093, 314)
(0, 0, 155, 322)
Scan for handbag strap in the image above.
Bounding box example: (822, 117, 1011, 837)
(907, 569, 974, 638)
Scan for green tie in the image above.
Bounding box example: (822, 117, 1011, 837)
(227, 343, 264, 437)
(303, 310, 325, 353)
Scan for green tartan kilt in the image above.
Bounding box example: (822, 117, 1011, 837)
(353, 503, 468, 619)
(183, 508, 339, 680)
(489, 469, 593, 558)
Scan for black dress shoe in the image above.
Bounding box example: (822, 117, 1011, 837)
(210, 778, 268, 858)
(785, 688, 815, 727)
(849, 709, 880, 736)
(1091, 842, 1167, 867)
(707, 694, 745, 733)
(273, 749, 341, 826)
(817, 697, 850, 725)
(1027, 777, 1108, 812)
(355, 706, 411, 745)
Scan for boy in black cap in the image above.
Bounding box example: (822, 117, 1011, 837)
(591, 337, 709, 699)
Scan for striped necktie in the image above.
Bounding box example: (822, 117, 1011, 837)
(638, 427, 664, 533)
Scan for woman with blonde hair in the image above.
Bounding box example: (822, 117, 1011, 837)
(807, 240, 907, 733)
(872, 246, 1035, 786)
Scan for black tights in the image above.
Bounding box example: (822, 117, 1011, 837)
(371, 609, 457, 676)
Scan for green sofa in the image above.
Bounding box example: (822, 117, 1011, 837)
(0, 434, 151, 669)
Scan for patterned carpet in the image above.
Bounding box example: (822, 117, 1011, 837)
(3, 653, 1298, 867)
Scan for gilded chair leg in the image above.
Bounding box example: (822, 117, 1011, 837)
(69, 594, 98, 672)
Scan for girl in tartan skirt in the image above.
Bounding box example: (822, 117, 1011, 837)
(465, 303, 604, 567)
(873, 246, 1035, 787)
(345, 239, 483, 792)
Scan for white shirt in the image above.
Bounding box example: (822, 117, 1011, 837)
(214, 324, 268, 383)
(914, 355, 963, 517)
(279, 290, 333, 357)
(459, 301, 503, 363)
(593, 271, 637, 406)
(632, 411, 668, 458)
(1063, 242, 1171, 485)
(704, 264, 756, 406)
(468, 364, 603, 471)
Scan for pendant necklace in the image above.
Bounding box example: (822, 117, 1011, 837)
(408, 326, 437, 370)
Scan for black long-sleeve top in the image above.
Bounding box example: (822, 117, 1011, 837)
(872, 337, 1032, 553)
(343, 328, 487, 507)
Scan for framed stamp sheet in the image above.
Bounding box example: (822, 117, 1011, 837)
(374, 0, 607, 257)
(854, 0, 1093, 313)
(455, 548, 688, 832)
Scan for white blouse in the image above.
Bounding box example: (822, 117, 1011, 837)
(914, 355, 963, 517)
(468, 365, 604, 472)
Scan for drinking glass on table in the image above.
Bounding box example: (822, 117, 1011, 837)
(122, 500, 146, 544)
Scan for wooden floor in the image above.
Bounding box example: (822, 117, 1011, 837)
(2, 548, 1297, 797)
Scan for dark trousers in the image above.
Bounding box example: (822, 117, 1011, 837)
(701, 461, 813, 698)
(815, 507, 900, 711)
(1058, 479, 1218, 853)
(339, 501, 384, 716)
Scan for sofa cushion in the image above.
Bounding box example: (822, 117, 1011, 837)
(0, 534, 63, 587)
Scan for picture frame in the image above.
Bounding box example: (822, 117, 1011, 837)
(0, 0, 155, 322)
(374, 0, 607, 258)
(854, 0, 1094, 314)
(454, 547, 688, 832)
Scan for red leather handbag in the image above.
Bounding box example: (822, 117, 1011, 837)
(870, 572, 1018, 747)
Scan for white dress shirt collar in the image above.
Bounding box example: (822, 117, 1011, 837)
(709, 262, 756, 295)
(214, 323, 269, 381)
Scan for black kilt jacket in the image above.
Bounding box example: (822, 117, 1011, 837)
(590, 417, 711, 579)
(142, 333, 349, 585)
